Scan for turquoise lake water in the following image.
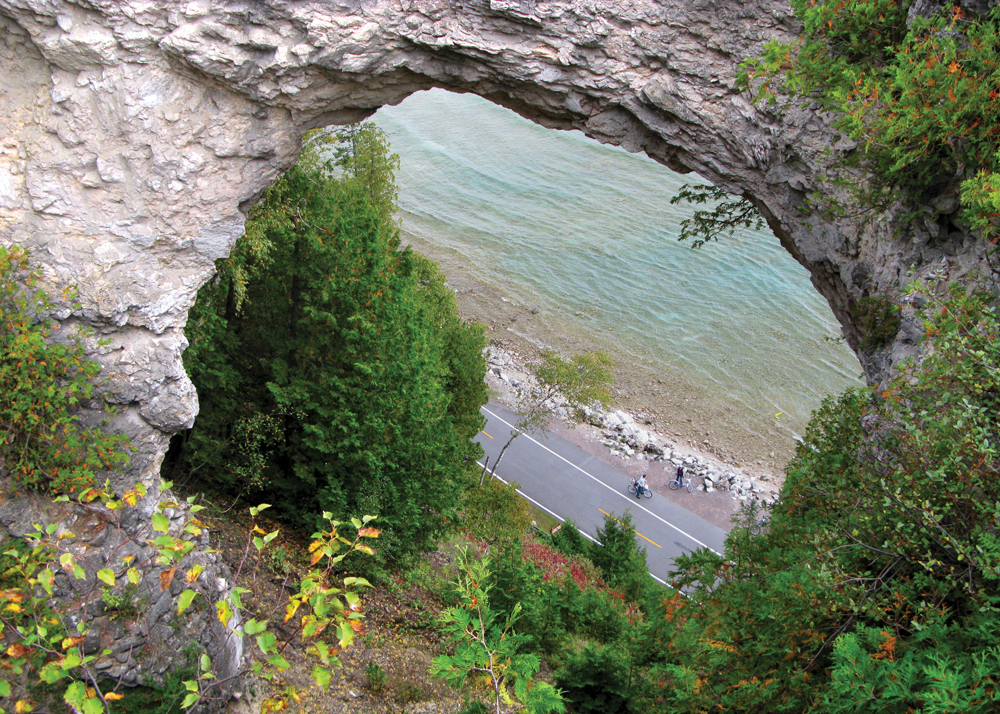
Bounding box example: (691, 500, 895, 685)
(372, 89, 863, 458)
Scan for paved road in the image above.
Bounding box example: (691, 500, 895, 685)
(475, 403, 728, 585)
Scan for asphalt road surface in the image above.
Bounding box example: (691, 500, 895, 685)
(475, 403, 728, 586)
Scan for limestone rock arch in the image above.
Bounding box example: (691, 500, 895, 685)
(0, 0, 992, 488)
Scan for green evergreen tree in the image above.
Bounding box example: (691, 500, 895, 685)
(589, 512, 649, 603)
(741, 1, 1000, 238)
(179, 125, 487, 561)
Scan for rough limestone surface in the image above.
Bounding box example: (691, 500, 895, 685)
(0, 0, 996, 691)
(1, 0, 996, 488)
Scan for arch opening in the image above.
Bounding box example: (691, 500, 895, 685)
(366, 88, 863, 469)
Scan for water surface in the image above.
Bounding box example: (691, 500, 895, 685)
(373, 89, 862, 460)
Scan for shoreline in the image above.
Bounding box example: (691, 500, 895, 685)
(430, 260, 794, 477)
(481, 340, 782, 532)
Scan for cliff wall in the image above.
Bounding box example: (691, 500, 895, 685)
(0, 0, 994, 491)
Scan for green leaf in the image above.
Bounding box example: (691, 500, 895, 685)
(178, 589, 197, 616)
(181, 693, 200, 709)
(311, 665, 332, 689)
(337, 621, 354, 649)
(62, 650, 82, 669)
(342, 577, 372, 588)
(96, 568, 115, 587)
(268, 654, 291, 671)
(39, 662, 68, 684)
(83, 694, 104, 714)
(256, 632, 277, 655)
(151, 512, 170, 533)
(243, 618, 267, 635)
(37, 568, 54, 595)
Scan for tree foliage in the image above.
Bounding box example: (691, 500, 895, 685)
(431, 546, 567, 714)
(669, 183, 766, 248)
(649, 285, 1000, 712)
(741, 1, 1000, 240)
(179, 123, 487, 561)
(0, 483, 377, 714)
(0, 246, 129, 494)
(485, 350, 613, 482)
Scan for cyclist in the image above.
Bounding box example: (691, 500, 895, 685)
(636, 474, 648, 499)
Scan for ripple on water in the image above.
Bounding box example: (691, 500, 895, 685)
(372, 89, 863, 455)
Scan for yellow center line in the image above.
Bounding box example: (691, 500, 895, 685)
(598, 508, 662, 549)
(481, 430, 493, 439)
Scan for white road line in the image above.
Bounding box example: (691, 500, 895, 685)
(480, 464, 670, 586)
(482, 406, 722, 556)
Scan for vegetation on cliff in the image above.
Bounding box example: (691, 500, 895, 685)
(653, 285, 1000, 712)
(743, 0, 1000, 241)
(0, 246, 129, 495)
(175, 124, 488, 562)
(6, 38, 1000, 708)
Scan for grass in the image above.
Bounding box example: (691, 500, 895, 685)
(527, 502, 560, 535)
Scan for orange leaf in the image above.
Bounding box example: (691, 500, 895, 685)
(948, 60, 960, 74)
(61, 636, 86, 650)
(104, 693, 125, 701)
(6, 643, 31, 658)
(357, 527, 381, 538)
(160, 567, 177, 591)
(310, 550, 324, 566)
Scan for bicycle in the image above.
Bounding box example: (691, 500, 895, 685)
(667, 473, 694, 493)
(627, 478, 653, 499)
(749, 514, 769, 536)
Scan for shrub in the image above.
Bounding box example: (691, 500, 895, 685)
(589, 512, 650, 603)
(365, 661, 387, 692)
(850, 294, 901, 351)
(554, 645, 631, 714)
(549, 519, 589, 557)
(0, 246, 129, 494)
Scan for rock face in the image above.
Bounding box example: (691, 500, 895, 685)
(0, 0, 995, 486)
